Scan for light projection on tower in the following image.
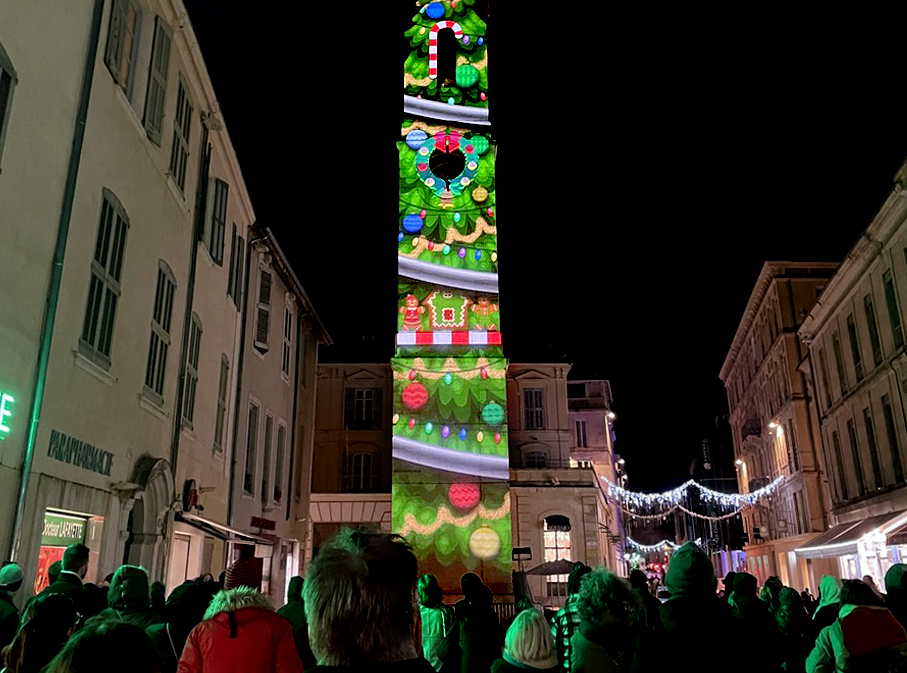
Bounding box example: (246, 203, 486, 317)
(393, 0, 510, 595)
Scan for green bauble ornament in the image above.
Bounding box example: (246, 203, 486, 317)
(481, 402, 505, 426)
(456, 65, 479, 88)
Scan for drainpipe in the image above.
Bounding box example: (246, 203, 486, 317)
(227, 231, 265, 528)
(8, 0, 105, 562)
(285, 307, 307, 523)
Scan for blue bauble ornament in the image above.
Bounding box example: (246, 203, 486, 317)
(405, 129, 428, 149)
(398, 232, 405, 242)
(426, 2, 445, 19)
(459, 428, 467, 441)
(402, 214, 424, 234)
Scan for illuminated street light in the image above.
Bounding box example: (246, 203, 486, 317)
(607, 411, 616, 420)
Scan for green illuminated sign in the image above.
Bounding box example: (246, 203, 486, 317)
(41, 512, 88, 547)
(0, 392, 13, 437)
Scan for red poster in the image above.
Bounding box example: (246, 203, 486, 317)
(34, 546, 66, 594)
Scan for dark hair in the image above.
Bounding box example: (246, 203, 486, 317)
(418, 574, 443, 608)
(628, 569, 648, 590)
(303, 528, 419, 666)
(62, 544, 90, 574)
(576, 569, 639, 627)
(460, 572, 482, 596)
(841, 579, 882, 607)
(48, 561, 63, 585)
(567, 564, 591, 595)
(43, 620, 159, 673)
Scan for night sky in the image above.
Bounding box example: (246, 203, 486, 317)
(183, 3, 907, 490)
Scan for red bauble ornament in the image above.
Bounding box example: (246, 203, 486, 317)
(480, 367, 488, 380)
(408, 417, 416, 430)
(402, 382, 429, 410)
(448, 482, 480, 511)
(409, 369, 417, 381)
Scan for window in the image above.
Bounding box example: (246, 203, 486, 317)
(883, 271, 904, 350)
(243, 401, 260, 495)
(883, 395, 905, 483)
(169, 77, 192, 193)
(104, 0, 140, 93)
(0, 42, 17, 174)
(274, 422, 286, 503)
(350, 453, 376, 492)
(346, 388, 383, 430)
(143, 262, 176, 403)
(262, 413, 273, 506)
(254, 267, 272, 353)
(846, 314, 864, 382)
(793, 490, 808, 534)
(227, 225, 245, 306)
(575, 420, 587, 448)
(181, 314, 202, 426)
(213, 355, 229, 452)
(543, 517, 571, 597)
(526, 451, 548, 468)
(847, 419, 865, 497)
(864, 295, 884, 366)
(80, 190, 129, 368)
(832, 430, 848, 501)
(524, 388, 544, 429)
(207, 179, 228, 265)
(281, 304, 293, 378)
(786, 421, 800, 472)
(863, 407, 883, 489)
(832, 332, 848, 395)
(142, 17, 171, 144)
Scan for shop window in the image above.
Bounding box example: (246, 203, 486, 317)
(544, 516, 571, 597)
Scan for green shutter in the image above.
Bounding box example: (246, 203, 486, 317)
(227, 224, 237, 299)
(104, 0, 126, 83)
(143, 17, 171, 145)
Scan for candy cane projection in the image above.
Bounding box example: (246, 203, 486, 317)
(428, 21, 463, 79)
(395, 3, 507, 595)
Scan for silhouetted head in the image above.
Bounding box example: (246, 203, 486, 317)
(62, 544, 90, 578)
(841, 579, 882, 607)
(418, 574, 443, 609)
(628, 569, 648, 591)
(43, 620, 159, 673)
(504, 609, 558, 669)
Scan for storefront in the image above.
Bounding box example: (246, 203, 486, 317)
(34, 509, 104, 593)
(795, 510, 907, 588)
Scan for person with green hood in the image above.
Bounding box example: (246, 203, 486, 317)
(886, 564, 907, 630)
(810, 576, 843, 645)
(658, 543, 735, 666)
(277, 576, 315, 669)
(84, 565, 160, 630)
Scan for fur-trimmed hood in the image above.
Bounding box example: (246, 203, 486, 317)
(204, 587, 273, 620)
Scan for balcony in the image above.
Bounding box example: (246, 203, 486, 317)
(567, 397, 607, 410)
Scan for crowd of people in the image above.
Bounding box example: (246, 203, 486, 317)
(2, 537, 907, 671)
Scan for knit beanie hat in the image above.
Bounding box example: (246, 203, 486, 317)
(224, 559, 259, 590)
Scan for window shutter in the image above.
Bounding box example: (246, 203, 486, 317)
(227, 224, 237, 299)
(209, 179, 228, 265)
(372, 388, 384, 428)
(344, 389, 355, 429)
(0, 69, 12, 142)
(235, 236, 245, 309)
(255, 268, 272, 350)
(143, 17, 171, 145)
(104, 0, 126, 83)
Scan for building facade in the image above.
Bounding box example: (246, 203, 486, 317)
(309, 363, 620, 607)
(0, 0, 326, 603)
(797, 165, 907, 586)
(720, 262, 839, 591)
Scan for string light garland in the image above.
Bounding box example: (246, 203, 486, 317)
(625, 537, 680, 552)
(618, 503, 746, 523)
(604, 475, 783, 510)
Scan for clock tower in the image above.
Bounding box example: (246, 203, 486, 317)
(392, 1, 510, 595)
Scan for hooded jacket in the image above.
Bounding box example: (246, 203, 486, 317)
(659, 544, 735, 667)
(886, 564, 907, 631)
(806, 604, 907, 672)
(176, 587, 302, 673)
(85, 565, 160, 630)
(277, 576, 316, 669)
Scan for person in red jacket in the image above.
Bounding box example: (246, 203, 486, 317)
(176, 586, 302, 673)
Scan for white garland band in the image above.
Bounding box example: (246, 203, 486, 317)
(604, 475, 783, 510)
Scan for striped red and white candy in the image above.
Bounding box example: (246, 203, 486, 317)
(428, 21, 464, 79)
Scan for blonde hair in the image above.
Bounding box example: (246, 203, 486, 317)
(504, 609, 555, 666)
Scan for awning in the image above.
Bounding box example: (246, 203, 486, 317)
(176, 512, 274, 545)
(795, 511, 905, 559)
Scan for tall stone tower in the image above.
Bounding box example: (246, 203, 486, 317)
(392, 1, 510, 595)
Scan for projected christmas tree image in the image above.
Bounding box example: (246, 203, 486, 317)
(393, 0, 510, 594)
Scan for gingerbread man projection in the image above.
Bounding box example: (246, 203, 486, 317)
(470, 296, 499, 331)
(400, 293, 425, 331)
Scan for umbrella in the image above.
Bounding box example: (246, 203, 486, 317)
(525, 559, 575, 576)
